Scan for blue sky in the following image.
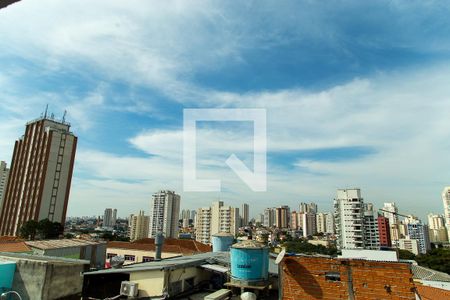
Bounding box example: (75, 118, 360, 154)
(1, 1, 450, 220)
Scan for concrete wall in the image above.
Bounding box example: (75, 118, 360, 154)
(106, 248, 180, 265)
(130, 266, 212, 298)
(0, 254, 89, 300)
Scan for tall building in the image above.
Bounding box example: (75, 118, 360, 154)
(316, 213, 326, 233)
(300, 202, 317, 214)
(334, 188, 364, 249)
(195, 207, 211, 244)
(190, 210, 196, 221)
(377, 216, 391, 247)
(263, 208, 275, 227)
(275, 205, 290, 228)
(442, 187, 450, 242)
(405, 217, 430, 255)
(325, 213, 335, 234)
(129, 210, 150, 241)
(103, 208, 117, 228)
(241, 203, 249, 227)
(0, 161, 10, 213)
(301, 212, 317, 237)
(0, 115, 77, 236)
(194, 201, 240, 244)
(149, 190, 181, 238)
(427, 213, 448, 243)
(364, 203, 380, 250)
(382, 202, 399, 226)
(181, 209, 190, 228)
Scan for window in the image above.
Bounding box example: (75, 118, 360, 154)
(325, 272, 341, 281)
(124, 255, 135, 261)
(142, 256, 153, 262)
(107, 253, 117, 259)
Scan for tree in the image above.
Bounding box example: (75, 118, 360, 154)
(19, 220, 39, 240)
(398, 249, 416, 260)
(19, 219, 63, 240)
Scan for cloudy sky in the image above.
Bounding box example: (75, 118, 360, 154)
(1, 1, 449, 220)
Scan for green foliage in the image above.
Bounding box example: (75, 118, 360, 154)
(19, 219, 63, 240)
(283, 239, 337, 256)
(398, 249, 416, 260)
(101, 232, 130, 242)
(416, 248, 450, 274)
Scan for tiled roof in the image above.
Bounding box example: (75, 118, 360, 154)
(0, 236, 23, 243)
(26, 239, 105, 250)
(415, 285, 450, 300)
(411, 264, 450, 282)
(0, 241, 31, 253)
(108, 238, 211, 255)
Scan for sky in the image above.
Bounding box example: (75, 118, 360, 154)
(1, 1, 450, 221)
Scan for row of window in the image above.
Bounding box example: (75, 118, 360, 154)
(107, 253, 154, 263)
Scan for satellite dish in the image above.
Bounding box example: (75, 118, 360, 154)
(275, 249, 286, 265)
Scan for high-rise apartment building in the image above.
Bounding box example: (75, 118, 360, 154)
(181, 209, 190, 228)
(149, 190, 180, 238)
(364, 203, 380, 250)
(195, 207, 211, 244)
(377, 216, 391, 247)
(316, 213, 326, 233)
(325, 213, 335, 234)
(103, 208, 117, 228)
(0, 115, 77, 236)
(241, 203, 249, 227)
(334, 188, 364, 250)
(300, 202, 317, 214)
(442, 187, 450, 242)
(301, 212, 317, 237)
(194, 201, 240, 244)
(427, 213, 448, 243)
(263, 208, 275, 227)
(129, 210, 150, 241)
(405, 216, 430, 254)
(275, 205, 290, 228)
(0, 161, 10, 213)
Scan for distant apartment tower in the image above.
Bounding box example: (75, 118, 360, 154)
(301, 212, 317, 237)
(377, 216, 392, 247)
(149, 190, 181, 238)
(334, 189, 364, 249)
(0, 115, 77, 236)
(275, 206, 290, 228)
(316, 213, 326, 233)
(427, 213, 448, 243)
(129, 210, 150, 241)
(364, 203, 380, 249)
(405, 217, 430, 254)
(0, 161, 10, 213)
(325, 213, 335, 234)
(300, 202, 317, 214)
(241, 203, 249, 227)
(263, 208, 275, 227)
(442, 187, 450, 242)
(194, 201, 240, 244)
(195, 207, 212, 244)
(103, 208, 117, 228)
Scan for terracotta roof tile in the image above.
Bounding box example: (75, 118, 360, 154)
(0, 241, 31, 253)
(108, 238, 211, 255)
(416, 285, 450, 300)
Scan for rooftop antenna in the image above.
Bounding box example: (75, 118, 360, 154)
(44, 104, 48, 118)
(62, 110, 67, 123)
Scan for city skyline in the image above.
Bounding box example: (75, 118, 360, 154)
(1, 1, 450, 220)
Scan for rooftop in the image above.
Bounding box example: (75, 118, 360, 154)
(108, 238, 211, 255)
(26, 239, 105, 250)
(0, 241, 31, 253)
(411, 264, 450, 282)
(415, 285, 450, 300)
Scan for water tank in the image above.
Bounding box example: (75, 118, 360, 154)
(212, 232, 235, 252)
(0, 261, 16, 290)
(230, 240, 269, 285)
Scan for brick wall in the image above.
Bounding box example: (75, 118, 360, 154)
(281, 256, 416, 300)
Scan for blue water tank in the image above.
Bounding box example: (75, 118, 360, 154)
(230, 240, 269, 283)
(0, 261, 16, 290)
(212, 232, 235, 252)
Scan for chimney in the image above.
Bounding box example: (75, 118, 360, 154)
(155, 232, 164, 261)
